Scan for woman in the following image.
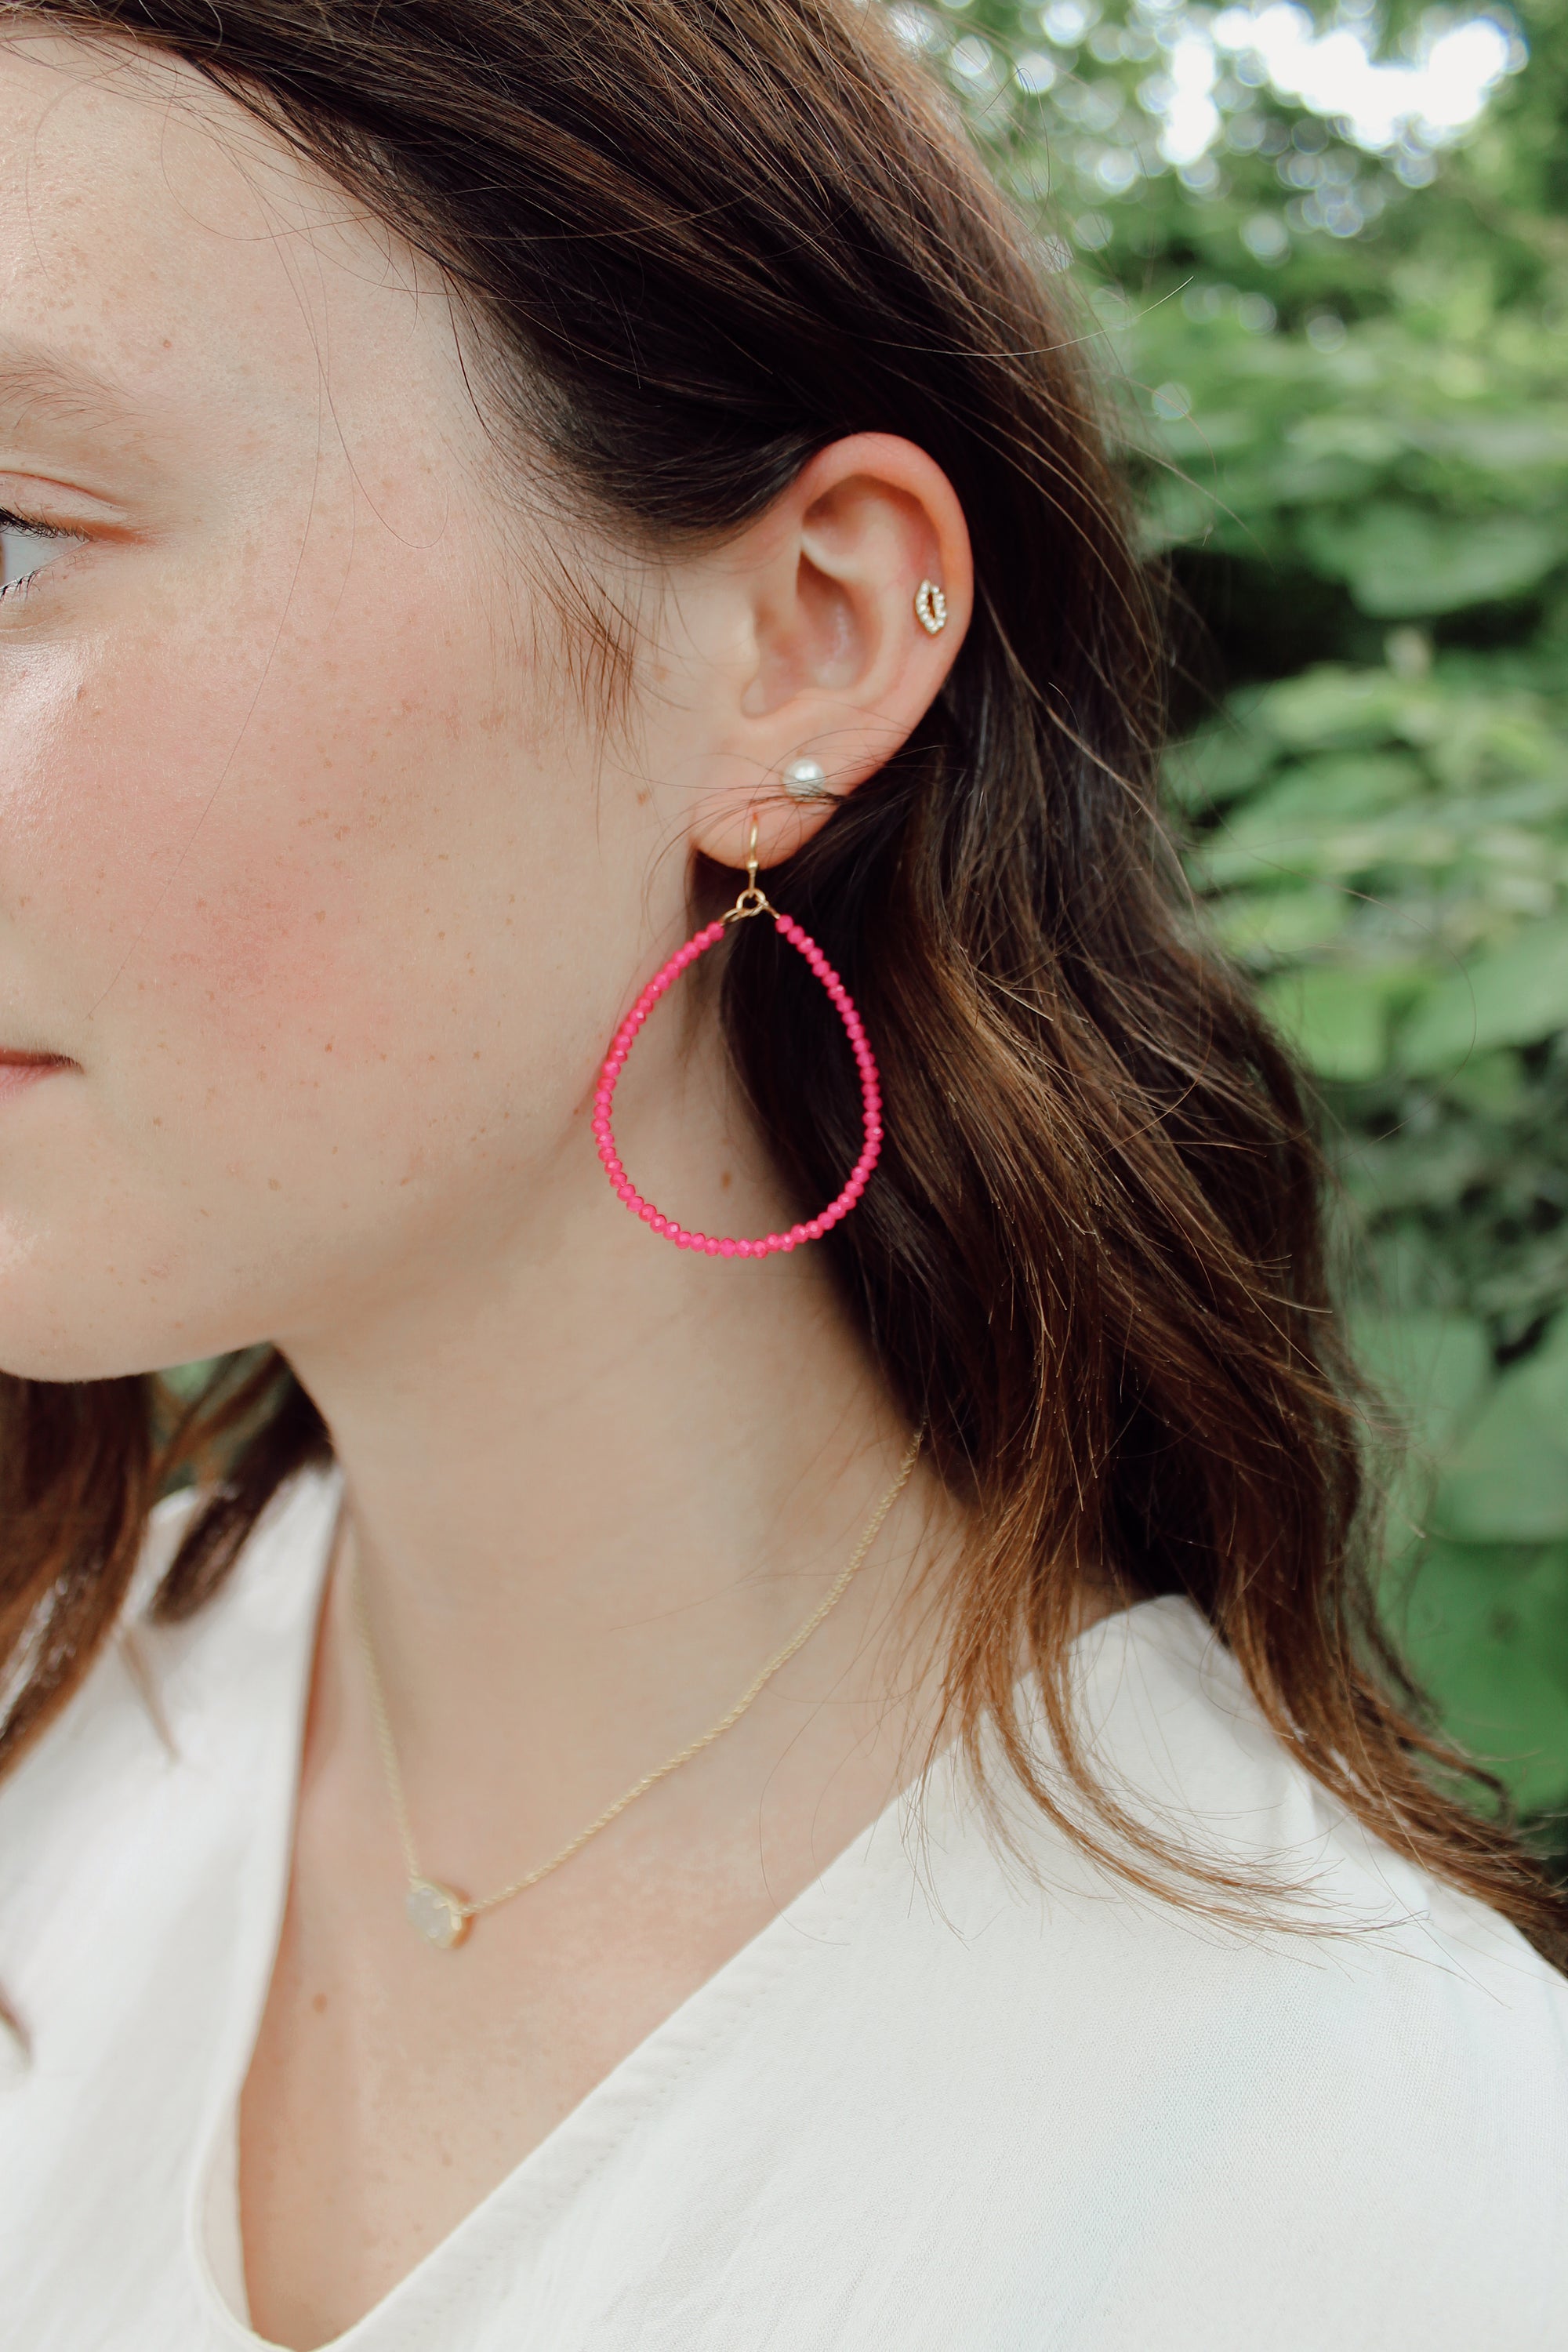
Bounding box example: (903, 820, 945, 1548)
(0, 2, 1563, 2345)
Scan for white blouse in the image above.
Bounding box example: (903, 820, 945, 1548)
(2, 1462, 1565, 2350)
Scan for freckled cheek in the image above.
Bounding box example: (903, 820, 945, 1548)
(4, 546, 572, 1189)
(7, 705, 360, 1062)
(5, 590, 444, 1039)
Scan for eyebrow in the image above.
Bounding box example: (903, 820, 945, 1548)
(0, 339, 147, 437)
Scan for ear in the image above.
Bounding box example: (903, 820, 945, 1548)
(683, 433, 972, 873)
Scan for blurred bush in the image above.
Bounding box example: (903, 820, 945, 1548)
(920, 0, 1568, 1823)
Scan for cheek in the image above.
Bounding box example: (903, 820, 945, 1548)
(0, 490, 630, 1378)
(8, 570, 474, 1060)
(1, 580, 350, 993)
(6, 544, 605, 1185)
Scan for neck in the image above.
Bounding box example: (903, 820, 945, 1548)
(276, 1126, 953, 1891)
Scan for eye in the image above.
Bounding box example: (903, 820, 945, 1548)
(0, 510, 82, 601)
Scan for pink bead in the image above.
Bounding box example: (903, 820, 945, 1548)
(719, 1238, 736, 1258)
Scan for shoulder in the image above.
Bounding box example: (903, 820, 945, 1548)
(870, 1597, 1568, 2060)
(0, 1465, 338, 1900)
(977, 1596, 1568, 2048)
(851, 1600, 1568, 2337)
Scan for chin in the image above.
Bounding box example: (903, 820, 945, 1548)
(0, 1268, 223, 1388)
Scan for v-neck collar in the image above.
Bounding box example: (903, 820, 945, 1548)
(181, 1461, 953, 2350)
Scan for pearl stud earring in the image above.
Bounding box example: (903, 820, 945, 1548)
(782, 757, 833, 803)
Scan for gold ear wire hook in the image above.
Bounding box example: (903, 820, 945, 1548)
(724, 814, 771, 924)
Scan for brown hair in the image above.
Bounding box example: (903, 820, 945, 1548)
(2, 0, 1563, 1958)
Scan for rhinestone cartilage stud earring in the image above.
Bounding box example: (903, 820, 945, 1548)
(782, 757, 833, 803)
(913, 579, 948, 636)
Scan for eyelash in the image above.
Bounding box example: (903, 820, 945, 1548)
(0, 506, 81, 606)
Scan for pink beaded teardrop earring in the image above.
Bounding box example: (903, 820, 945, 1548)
(592, 818, 882, 1257)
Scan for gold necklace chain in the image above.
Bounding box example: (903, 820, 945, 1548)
(349, 1428, 924, 1950)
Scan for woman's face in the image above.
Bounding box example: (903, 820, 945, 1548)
(0, 35, 723, 1381)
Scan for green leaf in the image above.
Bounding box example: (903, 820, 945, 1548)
(1396, 1540, 1568, 1813)
(1301, 506, 1568, 619)
(1258, 965, 1389, 1083)
(1247, 753, 1428, 826)
(1254, 667, 1416, 753)
(1427, 416, 1568, 474)
(1163, 702, 1275, 811)
(1399, 920, 1568, 1073)
(1433, 1319, 1568, 1543)
(1353, 1310, 1493, 1465)
(1210, 885, 1350, 963)
(1438, 1049, 1528, 1120)
(1353, 1310, 1493, 1561)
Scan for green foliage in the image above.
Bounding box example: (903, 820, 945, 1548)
(926, 0, 1568, 1821)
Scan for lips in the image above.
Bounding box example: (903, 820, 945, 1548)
(0, 1051, 71, 1098)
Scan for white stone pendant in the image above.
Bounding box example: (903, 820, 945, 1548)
(405, 1878, 470, 1950)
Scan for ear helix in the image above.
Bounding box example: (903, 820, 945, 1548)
(592, 818, 883, 1258)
